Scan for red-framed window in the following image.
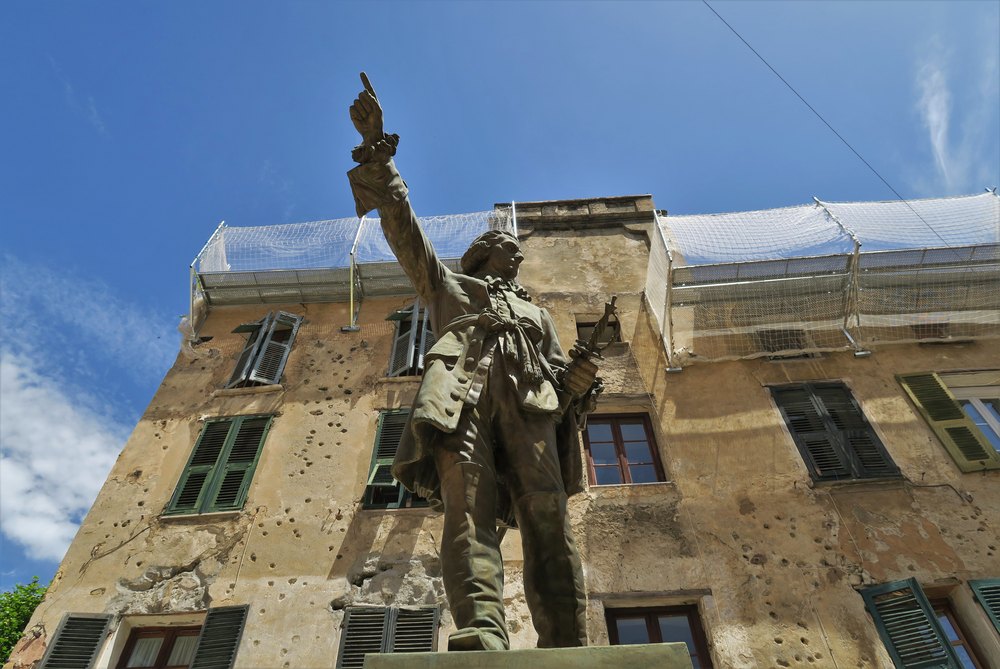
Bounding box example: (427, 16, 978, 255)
(583, 414, 665, 485)
(606, 605, 712, 668)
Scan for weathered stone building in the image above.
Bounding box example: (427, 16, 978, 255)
(8, 192, 1000, 668)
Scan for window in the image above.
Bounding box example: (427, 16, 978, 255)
(861, 579, 985, 669)
(337, 606, 438, 669)
(165, 416, 271, 515)
(363, 410, 428, 509)
(227, 311, 302, 388)
(606, 606, 712, 668)
(576, 318, 621, 347)
(388, 299, 435, 377)
(771, 382, 899, 482)
(897, 372, 1000, 472)
(116, 627, 200, 669)
(755, 328, 816, 360)
(583, 415, 665, 485)
(40, 614, 111, 669)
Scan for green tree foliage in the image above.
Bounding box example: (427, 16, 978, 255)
(1, 578, 47, 663)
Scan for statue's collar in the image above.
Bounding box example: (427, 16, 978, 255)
(483, 275, 532, 302)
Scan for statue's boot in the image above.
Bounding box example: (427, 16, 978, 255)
(514, 491, 588, 648)
(438, 460, 510, 651)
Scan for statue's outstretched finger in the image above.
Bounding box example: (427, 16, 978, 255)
(360, 72, 378, 100)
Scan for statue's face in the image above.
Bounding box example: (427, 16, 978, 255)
(482, 237, 523, 281)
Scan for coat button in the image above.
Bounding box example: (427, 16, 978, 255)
(465, 356, 476, 366)
(450, 391, 462, 401)
(445, 408, 456, 417)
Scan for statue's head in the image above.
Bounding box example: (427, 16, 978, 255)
(460, 229, 523, 280)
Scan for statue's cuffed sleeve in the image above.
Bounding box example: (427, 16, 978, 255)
(347, 158, 409, 218)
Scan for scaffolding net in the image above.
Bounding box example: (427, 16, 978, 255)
(192, 208, 513, 309)
(646, 192, 1000, 364)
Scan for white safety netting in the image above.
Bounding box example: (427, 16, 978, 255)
(646, 192, 1000, 364)
(191, 208, 513, 309)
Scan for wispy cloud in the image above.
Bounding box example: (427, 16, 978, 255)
(47, 55, 107, 136)
(259, 159, 296, 222)
(0, 257, 176, 563)
(913, 37, 1000, 194)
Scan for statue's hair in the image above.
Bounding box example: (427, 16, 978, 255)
(460, 229, 520, 275)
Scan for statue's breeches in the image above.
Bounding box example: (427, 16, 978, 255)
(432, 363, 587, 650)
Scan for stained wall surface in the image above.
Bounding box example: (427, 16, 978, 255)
(8, 196, 1000, 669)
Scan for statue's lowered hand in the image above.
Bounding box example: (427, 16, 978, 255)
(350, 72, 384, 144)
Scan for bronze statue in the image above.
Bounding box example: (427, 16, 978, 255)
(347, 73, 601, 652)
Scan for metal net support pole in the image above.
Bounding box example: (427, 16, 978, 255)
(653, 213, 678, 369)
(816, 198, 864, 352)
(511, 201, 518, 238)
(342, 216, 366, 332)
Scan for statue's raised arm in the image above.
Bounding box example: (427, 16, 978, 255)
(346, 72, 447, 301)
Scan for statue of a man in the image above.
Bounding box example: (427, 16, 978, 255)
(347, 74, 598, 652)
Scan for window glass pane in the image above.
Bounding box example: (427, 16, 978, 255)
(628, 465, 659, 484)
(615, 617, 651, 644)
(594, 466, 624, 485)
(657, 614, 697, 649)
(166, 634, 199, 666)
(983, 398, 1000, 418)
(954, 646, 977, 669)
(619, 422, 648, 441)
(587, 423, 613, 442)
(935, 612, 959, 642)
(961, 400, 1000, 451)
(126, 637, 163, 668)
(624, 441, 653, 464)
(590, 442, 618, 465)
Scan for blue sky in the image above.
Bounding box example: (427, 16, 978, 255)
(1, 1, 997, 589)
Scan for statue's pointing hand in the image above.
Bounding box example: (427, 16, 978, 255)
(350, 72, 384, 145)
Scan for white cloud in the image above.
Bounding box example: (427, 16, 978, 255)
(914, 38, 1000, 195)
(47, 55, 108, 136)
(0, 257, 176, 563)
(0, 350, 126, 561)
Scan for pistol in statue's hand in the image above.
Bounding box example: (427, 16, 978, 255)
(350, 72, 384, 144)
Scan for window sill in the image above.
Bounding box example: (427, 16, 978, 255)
(809, 476, 905, 492)
(586, 481, 676, 498)
(360, 506, 436, 514)
(212, 384, 283, 398)
(378, 376, 423, 385)
(159, 510, 243, 523)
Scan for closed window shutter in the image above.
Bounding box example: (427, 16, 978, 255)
(166, 420, 234, 515)
(813, 385, 898, 478)
(391, 607, 439, 653)
(970, 579, 1000, 633)
(248, 311, 302, 385)
(364, 410, 409, 509)
(898, 373, 1000, 472)
(226, 315, 270, 388)
(207, 417, 271, 512)
(861, 579, 959, 668)
(190, 606, 248, 669)
(772, 386, 851, 480)
(337, 607, 390, 669)
(387, 303, 418, 377)
(39, 614, 111, 669)
(416, 308, 436, 375)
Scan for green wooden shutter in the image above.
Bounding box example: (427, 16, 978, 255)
(226, 315, 270, 388)
(337, 607, 390, 669)
(388, 303, 418, 377)
(190, 606, 248, 669)
(969, 579, 1000, 633)
(207, 416, 271, 512)
(391, 607, 439, 653)
(861, 579, 959, 668)
(813, 384, 899, 479)
(166, 420, 234, 515)
(249, 311, 301, 385)
(364, 411, 410, 509)
(898, 373, 1000, 472)
(415, 307, 436, 375)
(39, 614, 111, 669)
(772, 386, 851, 480)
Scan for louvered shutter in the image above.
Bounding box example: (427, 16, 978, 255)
(248, 311, 302, 385)
(207, 416, 271, 512)
(387, 303, 418, 377)
(391, 607, 438, 653)
(189, 606, 248, 669)
(861, 579, 959, 668)
(772, 386, 851, 480)
(39, 614, 111, 669)
(226, 315, 270, 388)
(970, 579, 1000, 633)
(166, 420, 233, 515)
(898, 373, 1000, 472)
(415, 308, 436, 375)
(364, 411, 409, 508)
(813, 385, 898, 479)
(337, 607, 389, 669)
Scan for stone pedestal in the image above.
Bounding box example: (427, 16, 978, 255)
(363, 643, 693, 669)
